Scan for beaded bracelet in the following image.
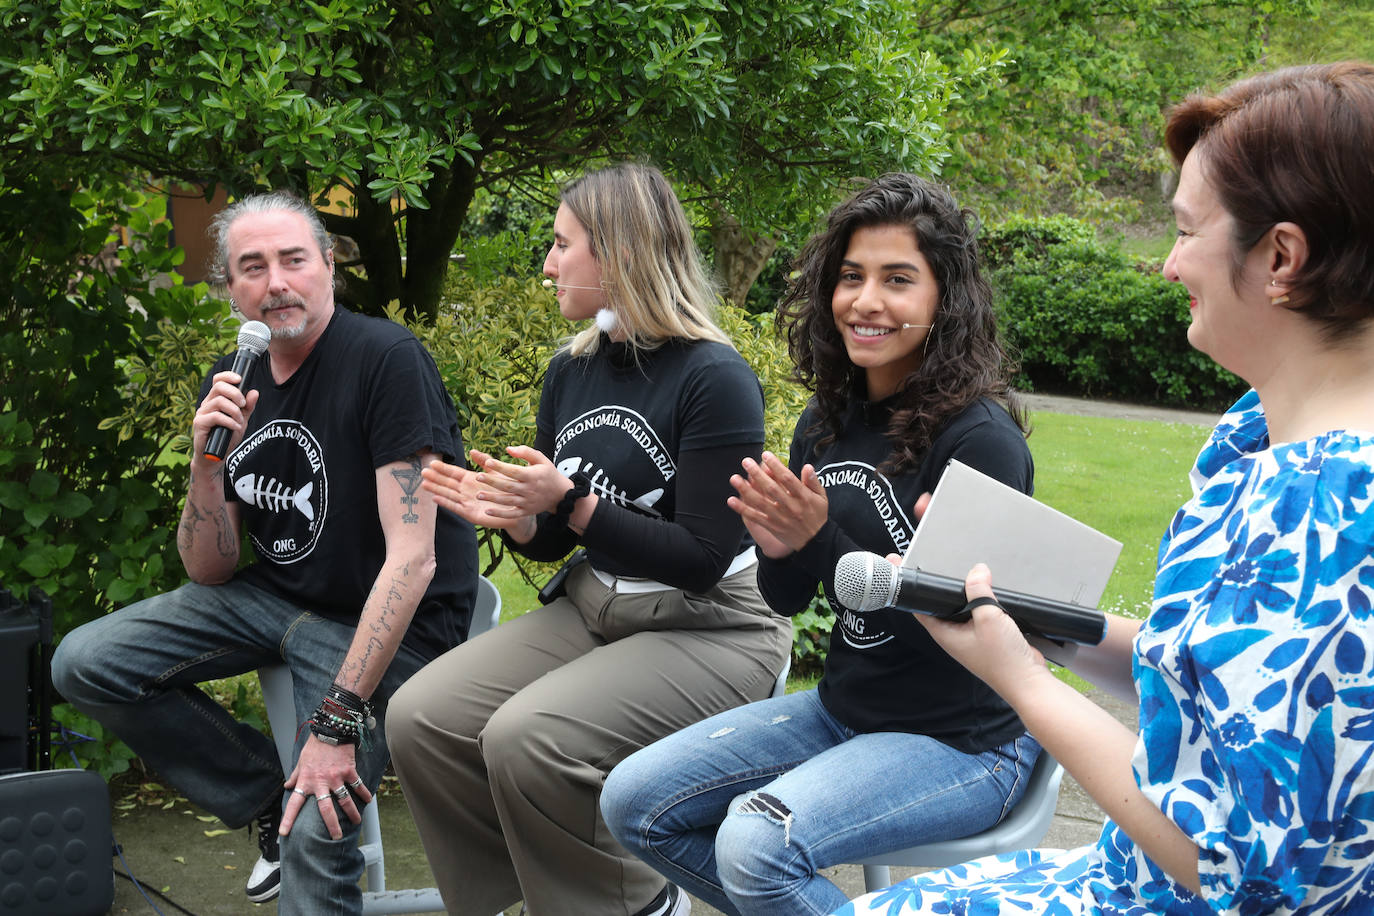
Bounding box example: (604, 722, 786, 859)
(309, 683, 376, 748)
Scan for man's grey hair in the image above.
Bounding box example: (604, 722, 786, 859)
(207, 191, 331, 286)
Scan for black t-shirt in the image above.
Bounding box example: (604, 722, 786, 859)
(757, 395, 1033, 752)
(202, 308, 477, 662)
(513, 335, 764, 592)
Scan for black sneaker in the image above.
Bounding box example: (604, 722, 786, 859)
(246, 803, 282, 903)
(634, 883, 690, 916)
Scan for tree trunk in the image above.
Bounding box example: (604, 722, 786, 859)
(403, 160, 480, 324)
(709, 206, 778, 309)
(345, 189, 404, 318)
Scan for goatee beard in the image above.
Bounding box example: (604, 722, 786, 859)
(262, 294, 308, 338)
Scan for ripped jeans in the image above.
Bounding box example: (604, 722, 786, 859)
(601, 689, 1039, 916)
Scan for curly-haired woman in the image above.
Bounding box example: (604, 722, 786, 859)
(601, 173, 1037, 915)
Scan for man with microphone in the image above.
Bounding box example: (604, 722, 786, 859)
(52, 191, 478, 914)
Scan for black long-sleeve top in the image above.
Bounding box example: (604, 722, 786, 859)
(512, 335, 764, 594)
(759, 394, 1034, 753)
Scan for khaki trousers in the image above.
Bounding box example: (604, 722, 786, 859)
(387, 560, 791, 915)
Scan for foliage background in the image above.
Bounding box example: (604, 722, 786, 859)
(5, 0, 1372, 775)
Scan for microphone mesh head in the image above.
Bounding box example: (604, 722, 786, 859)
(237, 320, 271, 355)
(833, 551, 897, 612)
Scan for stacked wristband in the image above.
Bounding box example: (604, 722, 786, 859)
(309, 684, 376, 749)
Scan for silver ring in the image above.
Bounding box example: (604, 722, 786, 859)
(315, 793, 331, 802)
(291, 787, 308, 797)
(331, 786, 349, 799)
(347, 778, 363, 789)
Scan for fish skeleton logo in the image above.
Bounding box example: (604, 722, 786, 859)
(234, 475, 315, 521)
(551, 406, 675, 517)
(226, 420, 328, 564)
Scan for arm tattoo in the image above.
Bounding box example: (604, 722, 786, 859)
(390, 454, 424, 524)
(178, 467, 236, 558)
(340, 561, 412, 692)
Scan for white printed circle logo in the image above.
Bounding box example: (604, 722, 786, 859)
(552, 406, 676, 516)
(816, 460, 916, 650)
(226, 420, 328, 564)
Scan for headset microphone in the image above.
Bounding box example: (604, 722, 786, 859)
(900, 323, 933, 330)
(542, 278, 603, 291)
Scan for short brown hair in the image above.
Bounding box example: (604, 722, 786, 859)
(1164, 62, 1374, 333)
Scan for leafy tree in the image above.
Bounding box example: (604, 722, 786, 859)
(4, 0, 1001, 319)
(915, 0, 1320, 223)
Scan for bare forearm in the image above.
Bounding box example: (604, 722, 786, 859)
(1010, 672, 1201, 894)
(334, 554, 434, 699)
(177, 463, 239, 583)
(1062, 612, 1141, 703)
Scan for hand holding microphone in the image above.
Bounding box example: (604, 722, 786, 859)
(833, 550, 1107, 646)
(203, 320, 270, 462)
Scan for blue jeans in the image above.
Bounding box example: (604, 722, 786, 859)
(601, 689, 1040, 916)
(50, 579, 429, 916)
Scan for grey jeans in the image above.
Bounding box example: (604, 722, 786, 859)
(51, 579, 430, 916)
(386, 559, 791, 916)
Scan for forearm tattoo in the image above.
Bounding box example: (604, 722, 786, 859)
(178, 466, 236, 558)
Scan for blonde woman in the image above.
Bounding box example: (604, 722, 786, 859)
(387, 163, 791, 916)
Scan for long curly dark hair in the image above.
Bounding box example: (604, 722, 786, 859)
(777, 173, 1027, 471)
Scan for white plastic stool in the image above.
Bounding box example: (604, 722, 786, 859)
(770, 657, 790, 698)
(852, 748, 1064, 892)
(259, 575, 501, 915)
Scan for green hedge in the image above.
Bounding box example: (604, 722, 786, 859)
(2, 181, 229, 639)
(983, 216, 1245, 410)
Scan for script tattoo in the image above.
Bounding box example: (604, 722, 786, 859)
(340, 561, 411, 692)
(390, 455, 424, 524)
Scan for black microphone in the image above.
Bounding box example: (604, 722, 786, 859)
(833, 551, 1107, 646)
(203, 320, 271, 462)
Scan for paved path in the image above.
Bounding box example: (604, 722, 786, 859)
(1021, 391, 1219, 427)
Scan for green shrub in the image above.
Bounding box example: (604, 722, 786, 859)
(1, 179, 224, 638)
(984, 216, 1245, 409)
(399, 274, 567, 580)
(789, 602, 833, 679)
(981, 214, 1097, 270)
(51, 704, 138, 781)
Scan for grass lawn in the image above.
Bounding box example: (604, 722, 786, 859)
(1026, 411, 1209, 619)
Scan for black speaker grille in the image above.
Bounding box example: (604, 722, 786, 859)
(0, 770, 112, 916)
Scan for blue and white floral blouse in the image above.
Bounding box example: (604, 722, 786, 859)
(837, 390, 1374, 915)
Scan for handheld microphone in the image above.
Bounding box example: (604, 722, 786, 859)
(204, 320, 271, 462)
(542, 278, 603, 291)
(833, 551, 1107, 646)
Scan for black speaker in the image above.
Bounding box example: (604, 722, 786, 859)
(0, 769, 113, 915)
(0, 588, 50, 774)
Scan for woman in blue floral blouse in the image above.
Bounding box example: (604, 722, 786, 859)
(840, 61, 1374, 916)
